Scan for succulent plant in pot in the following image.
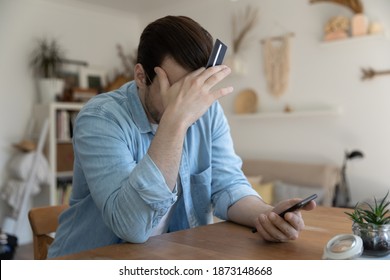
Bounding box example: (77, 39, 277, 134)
(345, 191, 390, 257)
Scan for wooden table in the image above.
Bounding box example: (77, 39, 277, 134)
(57, 206, 352, 260)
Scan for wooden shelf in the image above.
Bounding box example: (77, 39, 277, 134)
(57, 171, 74, 178)
(50, 102, 85, 110)
(320, 33, 389, 46)
(230, 107, 343, 120)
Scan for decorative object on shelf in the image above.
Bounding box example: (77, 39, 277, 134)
(30, 37, 66, 104)
(323, 16, 350, 41)
(309, 0, 363, 14)
(345, 191, 390, 257)
(368, 22, 384, 35)
(283, 104, 293, 113)
(117, 44, 136, 80)
(226, 5, 259, 75)
(105, 44, 137, 91)
(333, 149, 364, 207)
(232, 5, 259, 55)
(234, 88, 258, 114)
(309, 0, 378, 40)
(79, 66, 107, 94)
(59, 59, 88, 97)
(261, 33, 293, 98)
(30, 37, 65, 79)
(71, 87, 98, 103)
(105, 75, 129, 92)
(351, 13, 368, 36)
(59, 59, 90, 102)
(361, 68, 390, 81)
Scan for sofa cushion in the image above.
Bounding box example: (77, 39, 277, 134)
(273, 180, 325, 205)
(242, 159, 340, 206)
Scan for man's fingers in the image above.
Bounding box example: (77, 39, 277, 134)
(302, 200, 316, 211)
(188, 67, 206, 78)
(154, 67, 170, 91)
(203, 66, 232, 89)
(284, 211, 305, 232)
(255, 214, 284, 242)
(211, 86, 234, 100)
(192, 66, 233, 100)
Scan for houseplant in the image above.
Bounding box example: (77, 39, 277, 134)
(345, 191, 390, 257)
(30, 37, 66, 103)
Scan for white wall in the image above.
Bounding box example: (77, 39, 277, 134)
(0, 0, 140, 232)
(0, 0, 389, 230)
(139, 0, 390, 204)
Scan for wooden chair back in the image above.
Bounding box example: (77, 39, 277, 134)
(28, 204, 69, 260)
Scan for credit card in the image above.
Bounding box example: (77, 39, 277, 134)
(206, 39, 227, 68)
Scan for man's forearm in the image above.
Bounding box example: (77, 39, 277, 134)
(227, 196, 273, 227)
(147, 118, 187, 191)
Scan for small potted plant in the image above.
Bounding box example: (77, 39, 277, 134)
(30, 37, 66, 103)
(345, 191, 390, 257)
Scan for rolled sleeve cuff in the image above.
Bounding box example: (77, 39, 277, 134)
(127, 154, 177, 210)
(214, 186, 260, 221)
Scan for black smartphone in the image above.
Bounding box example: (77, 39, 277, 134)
(205, 39, 227, 68)
(278, 194, 318, 218)
(251, 194, 317, 233)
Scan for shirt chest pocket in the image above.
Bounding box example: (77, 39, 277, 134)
(190, 166, 212, 214)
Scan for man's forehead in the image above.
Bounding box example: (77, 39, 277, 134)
(160, 57, 190, 85)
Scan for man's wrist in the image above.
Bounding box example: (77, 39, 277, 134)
(160, 110, 191, 133)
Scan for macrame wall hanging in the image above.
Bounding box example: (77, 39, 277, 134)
(261, 33, 294, 98)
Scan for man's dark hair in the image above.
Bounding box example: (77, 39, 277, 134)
(137, 15, 213, 85)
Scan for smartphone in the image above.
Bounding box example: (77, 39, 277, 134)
(205, 39, 227, 68)
(251, 194, 317, 233)
(278, 194, 318, 218)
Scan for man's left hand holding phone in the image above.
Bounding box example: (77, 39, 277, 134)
(252, 196, 317, 242)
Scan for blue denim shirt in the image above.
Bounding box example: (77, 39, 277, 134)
(48, 81, 259, 258)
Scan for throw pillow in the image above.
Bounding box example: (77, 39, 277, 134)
(246, 175, 262, 185)
(252, 182, 274, 204)
(246, 176, 274, 204)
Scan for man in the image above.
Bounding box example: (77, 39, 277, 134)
(48, 15, 315, 258)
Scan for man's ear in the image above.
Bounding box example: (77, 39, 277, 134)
(134, 63, 147, 88)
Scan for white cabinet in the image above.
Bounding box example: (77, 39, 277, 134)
(33, 102, 84, 206)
